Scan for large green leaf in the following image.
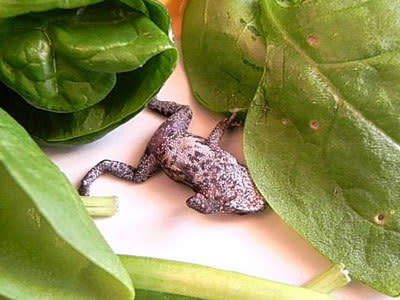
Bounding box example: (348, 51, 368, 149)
(0, 50, 176, 145)
(120, 256, 335, 300)
(0, 21, 115, 113)
(0, 108, 134, 299)
(244, 0, 400, 296)
(0, 0, 102, 18)
(182, 0, 265, 113)
(0, 2, 173, 113)
(51, 3, 170, 74)
(0, 0, 177, 145)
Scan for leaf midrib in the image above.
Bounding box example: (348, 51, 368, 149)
(262, 0, 400, 240)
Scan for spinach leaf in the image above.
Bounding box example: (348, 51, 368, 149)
(0, 108, 134, 299)
(182, 0, 265, 113)
(244, 0, 400, 296)
(0, 0, 102, 18)
(0, 2, 173, 113)
(0, 17, 115, 113)
(0, 50, 176, 145)
(143, 0, 172, 34)
(0, 0, 177, 145)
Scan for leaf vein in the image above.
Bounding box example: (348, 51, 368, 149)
(263, 0, 400, 148)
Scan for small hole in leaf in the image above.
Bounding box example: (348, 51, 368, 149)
(333, 94, 340, 103)
(307, 35, 320, 47)
(374, 214, 386, 225)
(281, 118, 291, 126)
(309, 120, 321, 130)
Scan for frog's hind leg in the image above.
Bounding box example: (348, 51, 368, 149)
(187, 193, 241, 214)
(148, 98, 193, 131)
(131, 151, 160, 183)
(186, 192, 266, 214)
(78, 152, 159, 196)
(186, 193, 221, 214)
(78, 160, 135, 196)
(207, 112, 240, 147)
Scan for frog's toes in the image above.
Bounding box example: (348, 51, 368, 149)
(229, 120, 243, 128)
(78, 183, 90, 196)
(229, 197, 266, 214)
(186, 193, 219, 214)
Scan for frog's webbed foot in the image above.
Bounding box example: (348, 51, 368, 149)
(207, 112, 240, 147)
(78, 153, 159, 196)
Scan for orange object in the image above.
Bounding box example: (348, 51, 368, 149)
(159, 0, 187, 38)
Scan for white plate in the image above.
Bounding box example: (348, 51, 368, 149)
(45, 44, 393, 300)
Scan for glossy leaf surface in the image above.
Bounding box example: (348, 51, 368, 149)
(244, 0, 400, 296)
(182, 0, 265, 113)
(0, 18, 115, 113)
(0, 0, 102, 18)
(0, 0, 177, 145)
(0, 2, 173, 113)
(0, 108, 134, 299)
(0, 50, 176, 145)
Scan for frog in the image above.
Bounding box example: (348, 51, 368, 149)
(78, 98, 266, 214)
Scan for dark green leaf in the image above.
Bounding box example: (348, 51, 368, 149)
(0, 25, 116, 113)
(0, 0, 177, 145)
(0, 50, 177, 145)
(182, 0, 265, 113)
(244, 0, 400, 296)
(142, 0, 172, 34)
(121, 0, 150, 16)
(0, 0, 102, 18)
(51, 3, 171, 74)
(0, 3, 173, 113)
(0, 108, 134, 299)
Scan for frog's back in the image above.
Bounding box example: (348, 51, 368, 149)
(159, 133, 215, 188)
(160, 134, 264, 213)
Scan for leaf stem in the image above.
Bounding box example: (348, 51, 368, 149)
(120, 256, 336, 300)
(304, 264, 351, 294)
(81, 196, 118, 217)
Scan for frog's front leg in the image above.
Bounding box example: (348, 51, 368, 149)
(148, 98, 189, 117)
(207, 112, 240, 147)
(78, 152, 159, 196)
(148, 98, 193, 131)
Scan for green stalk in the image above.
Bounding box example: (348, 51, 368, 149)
(120, 256, 336, 300)
(304, 264, 351, 294)
(81, 196, 118, 217)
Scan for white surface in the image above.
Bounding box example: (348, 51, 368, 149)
(45, 49, 394, 300)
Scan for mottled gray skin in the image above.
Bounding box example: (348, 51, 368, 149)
(79, 99, 266, 214)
